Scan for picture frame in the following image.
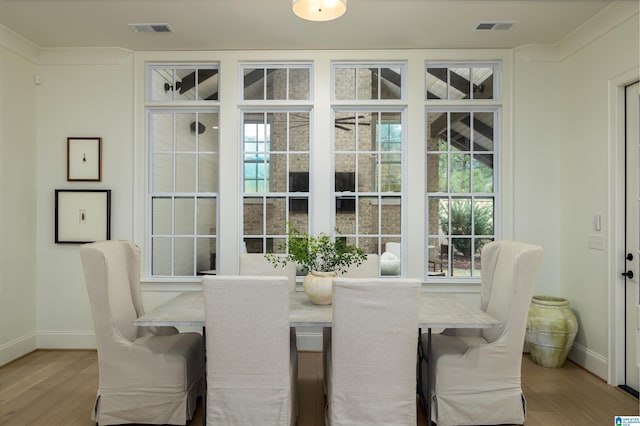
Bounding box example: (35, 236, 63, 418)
(67, 137, 102, 181)
(55, 189, 111, 244)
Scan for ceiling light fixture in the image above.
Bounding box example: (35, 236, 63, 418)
(292, 0, 347, 22)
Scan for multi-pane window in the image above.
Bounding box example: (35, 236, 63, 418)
(333, 63, 406, 276)
(146, 64, 219, 278)
(240, 63, 312, 255)
(425, 63, 499, 280)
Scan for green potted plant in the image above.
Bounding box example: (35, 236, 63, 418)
(266, 226, 367, 304)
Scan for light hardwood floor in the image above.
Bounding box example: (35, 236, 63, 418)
(0, 350, 637, 425)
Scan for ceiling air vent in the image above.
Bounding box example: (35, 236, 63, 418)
(474, 21, 516, 31)
(129, 23, 173, 33)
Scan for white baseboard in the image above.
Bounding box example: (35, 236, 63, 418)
(296, 328, 322, 352)
(36, 331, 97, 350)
(0, 333, 37, 367)
(568, 342, 608, 379)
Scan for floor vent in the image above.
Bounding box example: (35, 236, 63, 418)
(129, 23, 173, 33)
(474, 21, 516, 31)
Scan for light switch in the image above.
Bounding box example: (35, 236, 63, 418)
(593, 214, 602, 232)
(588, 234, 605, 250)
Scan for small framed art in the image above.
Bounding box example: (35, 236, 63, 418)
(55, 189, 111, 244)
(67, 137, 102, 181)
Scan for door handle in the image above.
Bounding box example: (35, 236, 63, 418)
(622, 270, 634, 279)
(627, 253, 634, 261)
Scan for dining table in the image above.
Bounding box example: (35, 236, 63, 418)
(133, 289, 501, 425)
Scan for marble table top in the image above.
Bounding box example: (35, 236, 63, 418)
(134, 291, 501, 330)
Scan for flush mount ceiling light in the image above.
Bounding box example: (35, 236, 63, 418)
(292, 0, 347, 21)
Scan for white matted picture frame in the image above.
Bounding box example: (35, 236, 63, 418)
(55, 189, 111, 244)
(67, 137, 102, 181)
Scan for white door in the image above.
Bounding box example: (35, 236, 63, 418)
(624, 80, 640, 395)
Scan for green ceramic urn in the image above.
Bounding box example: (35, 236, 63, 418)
(525, 295, 578, 368)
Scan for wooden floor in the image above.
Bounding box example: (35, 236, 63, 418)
(0, 350, 637, 425)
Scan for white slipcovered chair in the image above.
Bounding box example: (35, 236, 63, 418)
(203, 275, 297, 425)
(419, 240, 543, 426)
(79, 240, 204, 425)
(239, 252, 297, 293)
(325, 277, 420, 425)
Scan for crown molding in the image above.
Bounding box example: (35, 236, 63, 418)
(1, 24, 132, 65)
(515, 1, 638, 62)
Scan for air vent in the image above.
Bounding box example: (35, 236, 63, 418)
(129, 23, 173, 33)
(474, 21, 516, 31)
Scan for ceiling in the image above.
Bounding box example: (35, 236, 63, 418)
(0, 0, 631, 51)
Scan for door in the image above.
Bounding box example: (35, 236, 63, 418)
(624, 80, 640, 395)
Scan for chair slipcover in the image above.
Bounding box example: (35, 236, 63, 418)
(419, 240, 543, 426)
(203, 275, 297, 425)
(326, 278, 420, 425)
(239, 253, 297, 293)
(79, 240, 204, 425)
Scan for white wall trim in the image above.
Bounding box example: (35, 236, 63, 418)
(608, 67, 640, 386)
(515, 2, 638, 62)
(36, 331, 97, 350)
(0, 24, 132, 65)
(0, 333, 38, 367)
(569, 342, 608, 380)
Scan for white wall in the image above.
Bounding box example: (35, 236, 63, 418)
(559, 13, 639, 377)
(0, 29, 38, 366)
(512, 56, 563, 298)
(34, 50, 135, 348)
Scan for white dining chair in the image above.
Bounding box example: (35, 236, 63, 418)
(203, 275, 297, 425)
(325, 277, 420, 425)
(419, 240, 543, 426)
(79, 240, 204, 425)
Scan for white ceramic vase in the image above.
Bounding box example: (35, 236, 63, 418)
(302, 271, 337, 305)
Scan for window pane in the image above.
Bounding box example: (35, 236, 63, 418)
(290, 112, 310, 150)
(472, 155, 493, 192)
(289, 199, 309, 231)
(266, 197, 287, 235)
(426, 67, 447, 100)
(175, 154, 197, 192)
(268, 153, 286, 192)
(199, 113, 219, 151)
(174, 69, 197, 101)
(381, 67, 401, 100)
(449, 67, 471, 99)
(177, 113, 197, 152)
(335, 111, 356, 151)
(152, 197, 172, 235)
(289, 68, 310, 100)
(244, 237, 264, 253)
(174, 237, 195, 275)
(197, 197, 216, 235)
(357, 68, 377, 100)
(358, 237, 379, 255)
(335, 68, 356, 100)
(152, 237, 172, 275)
(448, 198, 472, 236)
(380, 154, 401, 192)
(174, 197, 194, 235)
(267, 68, 287, 100)
(197, 237, 216, 271)
(357, 153, 375, 192)
(426, 153, 447, 192)
(450, 153, 471, 193)
(243, 198, 264, 235)
(451, 112, 471, 151)
(196, 69, 219, 101)
(152, 113, 174, 151)
(472, 67, 494, 100)
(358, 197, 378, 234)
(152, 154, 173, 192)
(451, 237, 472, 277)
(244, 68, 264, 100)
(198, 154, 218, 192)
(474, 198, 494, 235)
(357, 112, 375, 151)
(269, 112, 287, 151)
(335, 197, 356, 233)
(150, 68, 174, 101)
(381, 197, 401, 234)
(426, 111, 448, 152)
(474, 111, 494, 151)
